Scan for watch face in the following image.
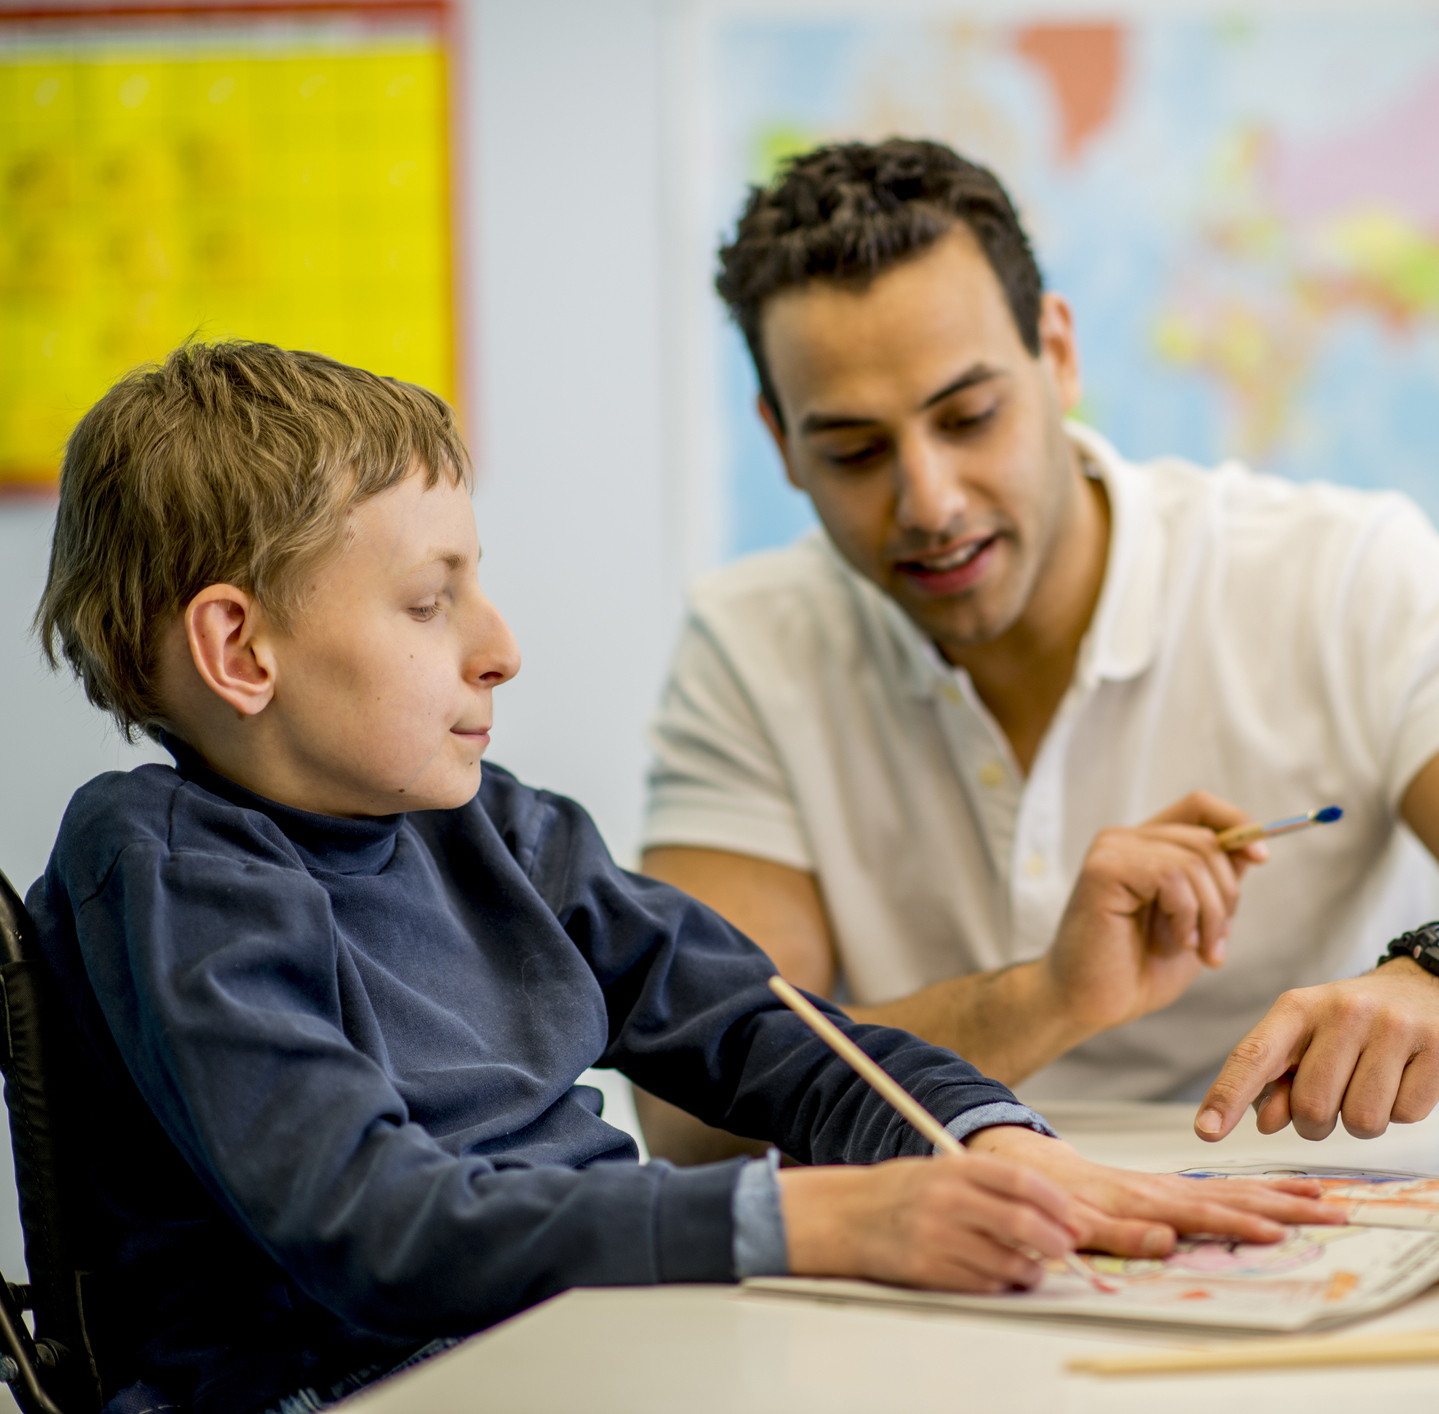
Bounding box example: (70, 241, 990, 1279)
(1410, 927, 1439, 976)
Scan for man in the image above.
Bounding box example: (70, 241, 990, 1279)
(639, 139, 1439, 1160)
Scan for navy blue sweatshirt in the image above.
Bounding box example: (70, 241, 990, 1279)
(28, 747, 1028, 1413)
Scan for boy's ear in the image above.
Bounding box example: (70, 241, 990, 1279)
(185, 585, 277, 717)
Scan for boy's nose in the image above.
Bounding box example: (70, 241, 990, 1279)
(470, 595, 521, 686)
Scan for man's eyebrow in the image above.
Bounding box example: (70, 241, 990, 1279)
(920, 363, 1004, 410)
(798, 364, 1005, 435)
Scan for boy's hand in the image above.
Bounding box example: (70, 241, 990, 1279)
(965, 1125, 1345, 1255)
(776, 1152, 1079, 1293)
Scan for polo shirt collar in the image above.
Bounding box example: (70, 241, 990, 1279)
(824, 421, 1165, 698)
(1068, 421, 1164, 688)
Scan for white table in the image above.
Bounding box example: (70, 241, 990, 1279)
(342, 1103, 1439, 1414)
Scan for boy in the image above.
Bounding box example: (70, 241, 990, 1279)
(28, 343, 1331, 1414)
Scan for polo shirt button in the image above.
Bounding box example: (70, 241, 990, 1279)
(978, 761, 1005, 788)
(942, 682, 962, 704)
(1024, 853, 1046, 877)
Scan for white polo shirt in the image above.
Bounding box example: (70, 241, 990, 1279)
(642, 424, 1439, 1102)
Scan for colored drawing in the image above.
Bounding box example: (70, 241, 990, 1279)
(1179, 1163, 1439, 1233)
(1320, 1177, 1439, 1231)
(0, 2, 456, 493)
(746, 1224, 1439, 1333)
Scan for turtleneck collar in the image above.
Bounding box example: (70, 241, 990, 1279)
(161, 733, 404, 876)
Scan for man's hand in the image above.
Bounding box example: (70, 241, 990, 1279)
(965, 1125, 1342, 1253)
(1195, 959, 1439, 1141)
(1041, 791, 1268, 1040)
(640, 792, 1265, 1123)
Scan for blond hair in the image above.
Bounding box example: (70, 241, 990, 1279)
(36, 340, 471, 740)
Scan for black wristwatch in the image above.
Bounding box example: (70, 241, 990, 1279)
(1377, 922, 1439, 977)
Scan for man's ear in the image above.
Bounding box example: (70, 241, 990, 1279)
(184, 584, 276, 717)
(1037, 292, 1082, 414)
(757, 394, 805, 491)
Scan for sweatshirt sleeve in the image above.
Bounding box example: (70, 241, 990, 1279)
(502, 773, 1035, 1166)
(57, 818, 748, 1338)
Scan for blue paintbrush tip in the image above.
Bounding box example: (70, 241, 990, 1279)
(1315, 806, 1343, 824)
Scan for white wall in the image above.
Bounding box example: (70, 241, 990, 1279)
(0, 0, 671, 1300)
(468, 0, 678, 863)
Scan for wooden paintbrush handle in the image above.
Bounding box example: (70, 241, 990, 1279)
(766, 976, 963, 1154)
(1069, 1328, 1439, 1375)
(1214, 821, 1267, 850)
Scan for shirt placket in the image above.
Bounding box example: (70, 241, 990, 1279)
(932, 672, 1023, 954)
(1009, 681, 1096, 963)
(933, 666, 1099, 967)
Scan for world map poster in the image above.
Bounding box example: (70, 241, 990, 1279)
(708, 11, 1439, 559)
(0, 2, 456, 494)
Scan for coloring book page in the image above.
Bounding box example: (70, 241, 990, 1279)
(1315, 1178, 1439, 1230)
(1177, 1164, 1439, 1233)
(745, 1225, 1439, 1333)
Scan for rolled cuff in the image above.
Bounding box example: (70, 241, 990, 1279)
(941, 1101, 1057, 1147)
(732, 1149, 787, 1279)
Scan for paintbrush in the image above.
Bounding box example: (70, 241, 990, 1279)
(1069, 1327, 1439, 1376)
(1215, 805, 1342, 851)
(766, 974, 1116, 1294)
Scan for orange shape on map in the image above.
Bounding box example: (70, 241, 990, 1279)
(1324, 1270, 1360, 1303)
(1014, 24, 1125, 162)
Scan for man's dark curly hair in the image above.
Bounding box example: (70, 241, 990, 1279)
(716, 138, 1044, 429)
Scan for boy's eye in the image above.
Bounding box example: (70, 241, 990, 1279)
(409, 603, 441, 621)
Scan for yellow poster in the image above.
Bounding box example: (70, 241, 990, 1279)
(0, 5, 456, 493)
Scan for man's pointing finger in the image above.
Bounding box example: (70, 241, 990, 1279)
(1194, 1011, 1309, 1141)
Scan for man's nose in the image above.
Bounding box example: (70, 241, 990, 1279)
(893, 437, 966, 533)
(468, 593, 522, 687)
